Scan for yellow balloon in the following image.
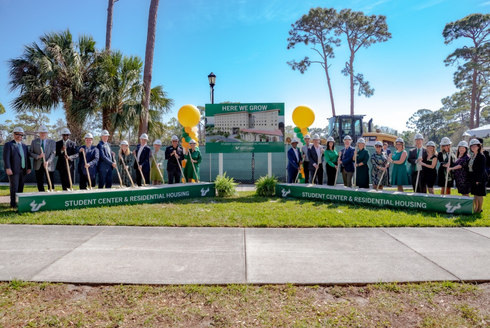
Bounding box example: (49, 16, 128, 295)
(301, 128, 308, 135)
(178, 104, 200, 127)
(181, 137, 186, 144)
(189, 131, 197, 139)
(191, 126, 198, 133)
(185, 126, 193, 133)
(292, 105, 315, 128)
(182, 141, 189, 148)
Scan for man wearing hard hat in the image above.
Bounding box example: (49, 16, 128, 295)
(3, 127, 31, 208)
(29, 125, 56, 192)
(407, 133, 428, 193)
(133, 133, 151, 186)
(55, 128, 78, 190)
(97, 130, 117, 189)
(165, 135, 184, 184)
(287, 137, 302, 183)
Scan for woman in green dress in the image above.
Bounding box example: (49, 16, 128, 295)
(183, 139, 202, 182)
(354, 138, 370, 188)
(117, 140, 135, 187)
(324, 137, 339, 186)
(371, 141, 389, 190)
(150, 139, 165, 185)
(389, 137, 409, 191)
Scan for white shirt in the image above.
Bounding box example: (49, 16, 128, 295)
(314, 145, 322, 164)
(137, 145, 145, 162)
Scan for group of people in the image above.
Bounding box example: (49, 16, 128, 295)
(287, 133, 488, 213)
(3, 126, 202, 209)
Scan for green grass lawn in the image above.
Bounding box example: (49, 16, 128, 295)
(0, 187, 488, 227)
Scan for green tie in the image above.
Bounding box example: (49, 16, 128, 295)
(18, 143, 25, 169)
(416, 148, 420, 171)
(41, 140, 44, 151)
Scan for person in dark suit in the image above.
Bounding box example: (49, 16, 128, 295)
(301, 134, 312, 184)
(29, 125, 56, 191)
(78, 133, 99, 190)
(469, 139, 488, 213)
(407, 133, 428, 193)
(287, 138, 302, 183)
(308, 134, 324, 185)
(133, 133, 151, 186)
(3, 127, 31, 208)
(338, 135, 355, 187)
(97, 129, 116, 189)
(165, 135, 184, 184)
(55, 128, 78, 190)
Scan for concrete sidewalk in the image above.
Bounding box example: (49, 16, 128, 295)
(1, 225, 490, 285)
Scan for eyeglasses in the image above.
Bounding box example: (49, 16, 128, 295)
(172, 140, 178, 142)
(375, 145, 382, 148)
(14, 133, 24, 136)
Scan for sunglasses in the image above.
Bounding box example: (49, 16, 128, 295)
(14, 133, 24, 136)
(375, 145, 382, 148)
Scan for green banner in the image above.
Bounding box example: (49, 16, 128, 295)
(276, 184, 473, 215)
(17, 183, 215, 213)
(205, 102, 285, 153)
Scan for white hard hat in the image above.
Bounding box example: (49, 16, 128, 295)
(414, 133, 424, 140)
(374, 141, 383, 147)
(13, 127, 24, 134)
(469, 139, 481, 146)
(357, 138, 366, 144)
(120, 140, 129, 146)
(171, 135, 179, 141)
(440, 137, 452, 146)
(153, 139, 162, 145)
(304, 134, 311, 139)
(312, 134, 320, 140)
(101, 130, 110, 137)
(61, 128, 71, 135)
(426, 141, 436, 147)
(37, 125, 49, 133)
(189, 139, 197, 144)
(395, 137, 404, 143)
(84, 133, 93, 139)
(327, 137, 335, 142)
(140, 133, 148, 140)
(291, 137, 300, 144)
(343, 135, 352, 141)
(458, 141, 469, 148)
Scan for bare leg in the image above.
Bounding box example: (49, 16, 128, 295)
(397, 185, 403, 192)
(428, 188, 434, 194)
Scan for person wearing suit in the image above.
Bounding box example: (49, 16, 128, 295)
(165, 135, 184, 184)
(78, 133, 99, 190)
(468, 139, 488, 213)
(3, 127, 31, 208)
(55, 128, 78, 191)
(300, 134, 312, 184)
(355, 138, 370, 189)
(382, 142, 392, 186)
(287, 137, 302, 183)
(133, 133, 151, 186)
(308, 134, 325, 185)
(407, 133, 428, 193)
(338, 135, 355, 187)
(97, 130, 116, 189)
(29, 125, 56, 192)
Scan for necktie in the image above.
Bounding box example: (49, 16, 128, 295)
(18, 143, 25, 169)
(416, 148, 420, 171)
(41, 140, 44, 152)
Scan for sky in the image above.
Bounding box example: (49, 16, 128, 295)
(0, 0, 488, 134)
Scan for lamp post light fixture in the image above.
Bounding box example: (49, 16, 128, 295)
(208, 72, 216, 104)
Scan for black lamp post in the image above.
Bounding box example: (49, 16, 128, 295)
(208, 72, 216, 104)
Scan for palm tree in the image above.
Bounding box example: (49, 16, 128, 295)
(8, 30, 99, 143)
(139, 0, 160, 137)
(0, 102, 5, 114)
(105, 0, 119, 51)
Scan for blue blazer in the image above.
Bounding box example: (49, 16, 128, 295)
(133, 144, 151, 173)
(78, 145, 99, 176)
(3, 140, 31, 174)
(287, 147, 302, 170)
(97, 141, 114, 172)
(340, 146, 355, 172)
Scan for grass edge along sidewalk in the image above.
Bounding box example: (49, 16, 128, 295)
(276, 183, 474, 215)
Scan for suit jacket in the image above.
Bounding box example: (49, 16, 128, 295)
(308, 145, 325, 171)
(470, 152, 489, 184)
(407, 147, 427, 173)
(55, 139, 78, 172)
(78, 145, 99, 176)
(133, 144, 151, 173)
(340, 146, 355, 172)
(287, 147, 302, 170)
(165, 146, 184, 171)
(97, 141, 114, 172)
(3, 140, 31, 174)
(29, 138, 56, 171)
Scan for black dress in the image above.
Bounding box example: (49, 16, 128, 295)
(422, 154, 437, 188)
(437, 152, 455, 187)
(469, 152, 488, 196)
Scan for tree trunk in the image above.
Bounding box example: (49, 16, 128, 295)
(139, 0, 160, 138)
(349, 54, 355, 116)
(106, 0, 116, 51)
(470, 68, 477, 129)
(323, 64, 336, 117)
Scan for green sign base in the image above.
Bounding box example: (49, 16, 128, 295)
(17, 183, 215, 213)
(276, 184, 474, 215)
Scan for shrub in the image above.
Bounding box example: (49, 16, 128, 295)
(214, 173, 237, 197)
(255, 175, 278, 197)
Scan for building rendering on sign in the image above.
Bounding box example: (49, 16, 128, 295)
(214, 109, 282, 140)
